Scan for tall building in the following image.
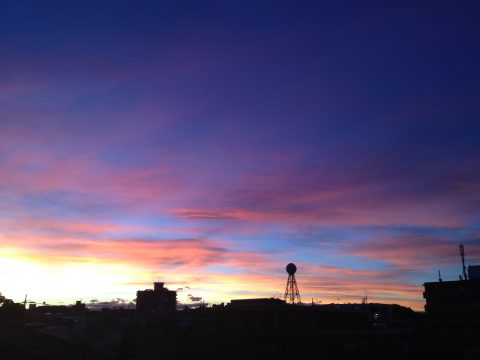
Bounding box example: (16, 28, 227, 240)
(423, 265, 480, 332)
(136, 282, 177, 315)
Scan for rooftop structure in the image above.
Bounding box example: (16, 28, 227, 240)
(136, 282, 177, 315)
(468, 265, 480, 280)
(423, 245, 480, 332)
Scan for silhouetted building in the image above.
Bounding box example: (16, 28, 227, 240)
(229, 298, 285, 308)
(31, 300, 86, 315)
(136, 282, 176, 315)
(469, 265, 480, 279)
(320, 303, 415, 330)
(423, 266, 480, 332)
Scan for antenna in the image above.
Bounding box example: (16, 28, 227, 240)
(362, 290, 368, 304)
(284, 263, 301, 304)
(438, 270, 443, 282)
(460, 244, 468, 280)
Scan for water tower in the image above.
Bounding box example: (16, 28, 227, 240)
(284, 263, 301, 304)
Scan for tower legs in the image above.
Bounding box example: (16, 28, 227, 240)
(284, 274, 301, 304)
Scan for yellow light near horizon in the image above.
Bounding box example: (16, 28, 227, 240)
(0, 255, 146, 304)
(0, 253, 425, 311)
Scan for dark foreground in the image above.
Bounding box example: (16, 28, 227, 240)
(1, 302, 479, 360)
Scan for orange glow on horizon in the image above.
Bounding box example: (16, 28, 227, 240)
(0, 247, 427, 311)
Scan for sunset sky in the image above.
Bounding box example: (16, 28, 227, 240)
(1, 1, 479, 310)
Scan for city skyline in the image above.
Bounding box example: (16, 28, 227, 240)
(1, 1, 480, 310)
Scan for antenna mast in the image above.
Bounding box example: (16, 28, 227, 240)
(362, 290, 368, 304)
(460, 244, 468, 280)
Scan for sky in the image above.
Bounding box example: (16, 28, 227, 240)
(0, 1, 479, 310)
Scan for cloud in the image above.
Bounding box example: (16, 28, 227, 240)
(87, 298, 135, 310)
(188, 294, 202, 302)
(172, 209, 249, 220)
(342, 234, 480, 269)
(0, 227, 267, 271)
